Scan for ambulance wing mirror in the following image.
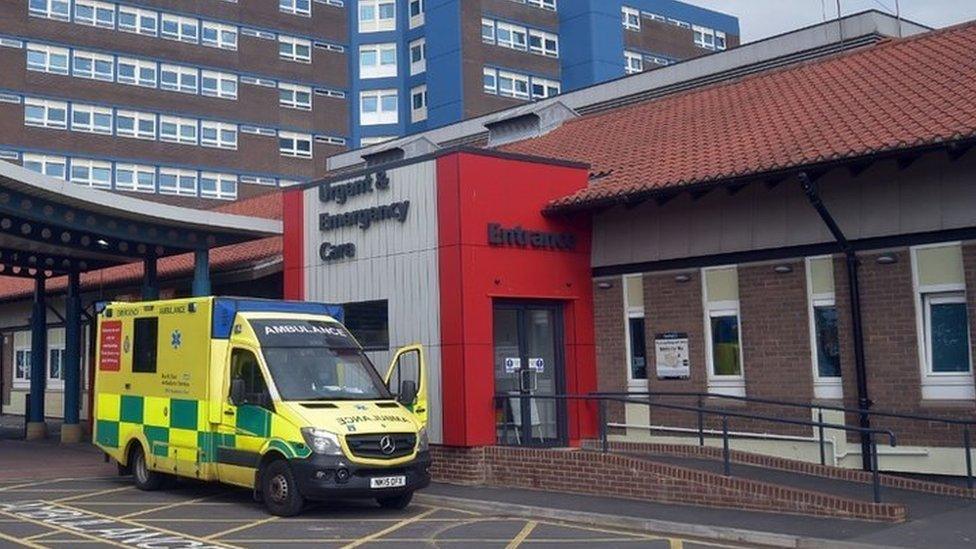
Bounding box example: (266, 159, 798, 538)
(230, 378, 246, 406)
(398, 380, 418, 407)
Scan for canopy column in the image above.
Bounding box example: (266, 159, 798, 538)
(26, 275, 47, 440)
(192, 248, 211, 296)
(61, 271, 83, 443)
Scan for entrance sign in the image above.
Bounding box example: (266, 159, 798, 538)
(654, 332, 690, 379)
(487, 223, 576, 251)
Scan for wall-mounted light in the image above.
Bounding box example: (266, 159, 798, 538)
(596, 281, 613, 290)
(674, 273, 692, 283)
(876, 254, 898, 265)
(773, 264, 793, 274)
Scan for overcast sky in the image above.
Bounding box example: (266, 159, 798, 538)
(687, 0, 976, 43)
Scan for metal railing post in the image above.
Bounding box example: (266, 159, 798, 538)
(598, 398, 608, 453)
(871, 435, 881, 503)
(697, 394, 705, 447)
(818, 408, 826, 466)
(722, 416, 731, 476)
(964, 427, 973, 491)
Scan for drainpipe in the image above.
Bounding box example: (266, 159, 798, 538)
(799, 172, 873, 471)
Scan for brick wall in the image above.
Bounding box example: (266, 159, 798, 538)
(593, 279, 626, 423)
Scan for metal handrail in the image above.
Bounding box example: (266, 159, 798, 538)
(493, 392, 896, 502)
(592, 390, 975, 490)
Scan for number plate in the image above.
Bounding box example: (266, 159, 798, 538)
(370, 475, 406, 489)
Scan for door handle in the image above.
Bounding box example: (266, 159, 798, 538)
(223, 409, 235, 416)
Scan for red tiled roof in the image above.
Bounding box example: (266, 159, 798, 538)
(500, 21, 976, 213)
(0, 191, 283, 301)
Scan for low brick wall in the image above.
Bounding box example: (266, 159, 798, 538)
(430, 445, 906, 522)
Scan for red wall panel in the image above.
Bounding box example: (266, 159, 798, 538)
(282, 188, 304, 300)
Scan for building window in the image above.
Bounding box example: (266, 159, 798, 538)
(279, 83, 312, 110)
(410, 84, 427, 123)
(24, 98, 68, 129)
(409, 0, 424, 27)
(117, 57, 157, 88)
(359, 0, 395, 33)
(201, 71, 238, 99)
(70, 158, 112, 189)
(342, 300, 389, 350)
(624, 51, 643, 74)
(694, 25, 724, 51)
(71, 104, 113, 135)
(622, 6, 640, 31)
(279, 35, 312, 63)
(911, 243, 975, 400)
(622, 275, 647, 386)
(359, 89, 398, 125)
(114, 163, 156, 192)
(528, 29, 558, 57)
(23, 153, 66, 179)
(200, 172, 238, 200)
(27, 44, 69, 75)
(72, 50, 115, 82)
(359, 43, 397, 79)
(530, 77, 559, 99)
(409, 38, 426, 75)
(279, 131, 313, 158)
(160, 64, 198, 94)
(115, 110, 156, 140)
(161, 14, 199, 44)
(202, 21, 237, 50)
(703, 266, 744, 396)
(29, 0, 70, 21)
(48, 328, 66, 387)
(527, 0, 556, 9)
(159, 116, 198, 145)
(497, 70, 529, 99)
(158, 168, 198, 196)
(483, 67, 497, 93)
(132, 318, 158, 373)
(496, 22, 528, 51)
(360, 136, 395, 147)
(201, 121, 238, 149)
(74, 0, 115, 28)
(280, 0, 311, 17)
(482, 19, 495, 43)
(118, 6, 157, 36)
(13, 331, 31, 387)
(806, 256, 842, 399)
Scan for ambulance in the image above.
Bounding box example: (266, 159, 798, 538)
(92, 297, 430, 516)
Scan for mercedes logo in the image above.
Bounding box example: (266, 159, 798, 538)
(379, 435, 396, 455)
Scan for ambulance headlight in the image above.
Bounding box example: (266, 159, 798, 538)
(301, 428, 343, 456)
(417, 427, 429, 452)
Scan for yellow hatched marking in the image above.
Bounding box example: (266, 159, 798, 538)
(0, 528, 49, 549)
(204, 516, 279, 540)
(119, 491, 230, 519)
(669, 540, 684, 549)
(52, 485, 132, 503)
(339, 507, 440, 549)
(0, 478, 78, 493)
(0, 506, 128, 549)
(505, 520, 538, 549)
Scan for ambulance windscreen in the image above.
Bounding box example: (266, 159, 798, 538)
(250, 319, 360, 349)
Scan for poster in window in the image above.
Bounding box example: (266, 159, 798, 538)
(98, 320, 122, 371)
(655, 332, 690, 379)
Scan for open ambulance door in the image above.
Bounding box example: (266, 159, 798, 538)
(385, 344, 427, 427)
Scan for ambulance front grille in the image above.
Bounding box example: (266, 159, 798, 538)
(346, 433, 416, 459)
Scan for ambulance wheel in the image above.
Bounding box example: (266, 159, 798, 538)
(130, 445, 165, 491)
(262, 460, 304, 517)
(377, 492, 413, 510)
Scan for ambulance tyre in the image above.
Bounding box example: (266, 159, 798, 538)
(377, 492, 413, 510)
(261, 460, 304, 517)
(130, 445, 165, 491)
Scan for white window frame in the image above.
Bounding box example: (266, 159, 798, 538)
(409, 0, 424, 28)
(624, 50, 643, 74)
(117, 6, 157, 36)
(715, 31, 727, 50)
(694, 25, 716, 50)
(622, 6, 640, 31)
(358, 0, 396, 33)
(280, 0, 312, 16)
(201, 21, 238, 50)
(22, 153, 66, 179)
(13, 331, 32, 389)
(160, 14, 199, 44)
(70, 103, 113, 135)
(359, 43, 397, 79)
(29, 0, 70, 21)
(69, 158, 112, 189)
(26, 44, 69, 75)
(200, 120, 238, 149)
(528, 29, 558, 57)
(158, 168, 198, 196)
(409, 38, 426, 75)
(115, 110, 156, 140)
(497, 70, 529, 100)
(278, 83, 312, 110)
(359, 89, 398, 126)
(201, 70, 238, 99)
(74, 0, 115, 28)
(116, 57, 157, 88)
(910, 243, 976, 400)
(527, 0, 556, 10)
(483, 67, 497, 94)
(279, 35, 312, 63)
(702, 266, 745, 396)
(159, 115, 198, 145)
(482, 18, 496, 43)
(530, 77, 559, 99)
(159, 64, 198, 94)
(410, 84, 427, 123)
(496, 22, 528, 51)
(805, 256, 843, 400)
(47, 327, 66, 389)
(622, 275, 647, 389)
(114, 163, 156, 192)
(72, 50, 115, 82)
(24, 98, 68, 129)
(278, 131, 313, 158)
(199, 172, 238, 200)
(360, 136, 395, 147)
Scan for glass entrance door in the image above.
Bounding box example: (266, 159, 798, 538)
(493, 302, 565, 447)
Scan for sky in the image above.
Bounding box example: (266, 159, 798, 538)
(687, 0, 976, 43)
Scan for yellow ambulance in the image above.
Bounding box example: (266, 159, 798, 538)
(93, 297, 430, 516)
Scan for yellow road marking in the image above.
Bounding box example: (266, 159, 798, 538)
(204, 515, 278, 540)
(120, 492, 230, 519)
(537, 518, 660, 539)
(0, 528, 49, 549)
(24, 529, 60, 541)
(52, 486, 132, 503)
(339, 507, 440, 549)
(0, 478, 73, 493)
(670, 540, 683, 549)
(0, 506, 129, 549)
(505, 520, 537, 549)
